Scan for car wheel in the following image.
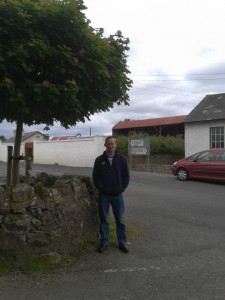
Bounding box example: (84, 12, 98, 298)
(177, 168, 189, 181)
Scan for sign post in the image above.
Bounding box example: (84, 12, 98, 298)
(128, 138, 150, 170)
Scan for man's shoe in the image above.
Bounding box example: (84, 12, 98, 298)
(98, 243, 108, 253)
(119, 244, 129, 253)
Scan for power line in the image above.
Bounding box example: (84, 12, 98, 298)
(130, 73, 225, 77)
(131, 86, 202, 97)
(134, 83, 203, 95)
(130, 78, 225, 82)
(129, 73, 225, 81)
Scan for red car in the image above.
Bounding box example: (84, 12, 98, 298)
(171, 148, 225, 182)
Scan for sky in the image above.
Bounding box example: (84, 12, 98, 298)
(1, 0, 225, 139)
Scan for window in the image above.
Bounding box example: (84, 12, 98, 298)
(187, 152, 201, 162)
(210, 127, 224, 148)
(187, 151, 214, 162)
(197, 151, 214, 162)
(215, 150, 225, 162)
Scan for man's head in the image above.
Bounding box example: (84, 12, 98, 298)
(104, 136, 117, 156)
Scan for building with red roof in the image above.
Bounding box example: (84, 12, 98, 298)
(112, 115, 187, 137)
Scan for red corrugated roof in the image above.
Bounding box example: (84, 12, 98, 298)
(113, 115, 187, 129)
(50, 135, 81, 141)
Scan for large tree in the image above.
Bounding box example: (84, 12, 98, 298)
(0, 135, 6, 142)
(0, 0, 132, 186)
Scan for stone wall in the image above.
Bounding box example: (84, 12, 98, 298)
(0, 173, 98, 267)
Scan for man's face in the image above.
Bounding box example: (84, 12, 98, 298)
(105, 138, 117, 153)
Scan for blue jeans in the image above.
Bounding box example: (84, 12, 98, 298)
(98, 192, 127, 247)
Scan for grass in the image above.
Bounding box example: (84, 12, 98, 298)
(0, 219, 141, 276)
(20, 256, 63, 275)
(0, 266, 13, 276)
(109, 216, 142, 247)
(19, 242, 98, 276)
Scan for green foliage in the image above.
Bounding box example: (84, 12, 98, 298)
(116, 133, 184, 155)
(20, 255, 63, 275)
(0, 0, 132, 185)
(5, 242, 97, 275)
(0, 266, 12, 276)
(109, 216, 140, 247)
(0, 135, 6, 142)
(0, 222, 139, 275)
(116, 135, 129, 156)
(149, 135, 184, 154)
(0, 0, 132, 127)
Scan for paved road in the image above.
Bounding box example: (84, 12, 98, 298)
(1, 162, 225, 299)
(0, 162, 93, 179)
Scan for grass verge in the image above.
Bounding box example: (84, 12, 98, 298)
(109, 216, 142, 247)
(0, 266, 13, 276)
(0, 219, 141, 276)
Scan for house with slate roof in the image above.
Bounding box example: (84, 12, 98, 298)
(184, 93, 225, 157)
(112, 115, 187, 137)
(4, 131, 49, 159)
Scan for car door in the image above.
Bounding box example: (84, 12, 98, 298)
(209, 150, 225, 181)
(188, 150, 214, 179)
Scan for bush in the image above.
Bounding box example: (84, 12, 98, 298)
(116, 135, 128, 156)
(116, 133, 184, 156)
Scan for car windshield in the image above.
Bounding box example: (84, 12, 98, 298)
(186, 152, 201, 162)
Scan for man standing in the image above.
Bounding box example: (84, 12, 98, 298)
(92, 136, 130, 253)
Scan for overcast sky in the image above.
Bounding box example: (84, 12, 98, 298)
(1, 0, 225, 139)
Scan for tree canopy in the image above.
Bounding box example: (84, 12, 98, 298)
(0, 0, 132, 128)
(0, 0, 132, 185)
(0, 135, 6, 142)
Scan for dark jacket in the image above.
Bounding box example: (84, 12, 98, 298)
(92, 151, 130, 196)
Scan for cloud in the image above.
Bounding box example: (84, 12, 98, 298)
(1, 0, 225, 139)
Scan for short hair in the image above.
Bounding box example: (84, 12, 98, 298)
(105, 136, 116, 143)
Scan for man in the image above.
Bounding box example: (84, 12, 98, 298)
(92, 136, 130, 253)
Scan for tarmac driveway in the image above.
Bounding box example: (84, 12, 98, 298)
(1, 163, 225, 299)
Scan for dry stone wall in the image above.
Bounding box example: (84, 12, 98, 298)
(0, 173, 98, 267)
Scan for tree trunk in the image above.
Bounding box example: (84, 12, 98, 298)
(12, 120, 23, 187)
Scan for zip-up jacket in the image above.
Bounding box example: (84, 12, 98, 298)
(92, 151, 130, 196)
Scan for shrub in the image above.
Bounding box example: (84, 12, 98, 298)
(116, 133, 184, 155)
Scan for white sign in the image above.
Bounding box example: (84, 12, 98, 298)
(128, 138, 150, 156)
(131, 147, 148, 155)
(129, 139, 144, 147)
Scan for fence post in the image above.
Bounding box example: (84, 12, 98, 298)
(25, 156, 32, 185)
(7, 146, 13, 187)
